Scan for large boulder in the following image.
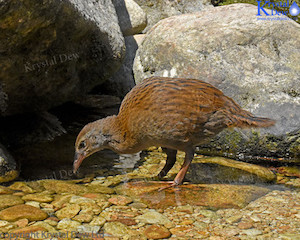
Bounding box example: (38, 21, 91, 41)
(102, 35, 145, 97)
(0, 0, 125, 116)
(133, 4, 300, 161)
(134, 0, 213, 32)
(112, 0, 147, 36)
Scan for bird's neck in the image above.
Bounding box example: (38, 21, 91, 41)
(106, 116, 135, 154)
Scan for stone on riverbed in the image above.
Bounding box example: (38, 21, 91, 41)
(108, 195, 133, 206)
(10, 225, 47, 235)
(144, 224, 171, 239)
(22, 192, 54, 203)
(187, 156, 276, 184)
(0, 204, 48, 221)
(55, 204, 81, 220)
(8, 181, 35, 193)
(0, 195, 24, 209)
(56, 218, 81, 230)
(136, 211, 171, 225)
(103, 221, 130, 237)
(41, 180, 87, 194)
(0, 186, 14, 195)
(115, 182, 270, 209)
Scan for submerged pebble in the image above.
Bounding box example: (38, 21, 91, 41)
(0, 151, 297, 239)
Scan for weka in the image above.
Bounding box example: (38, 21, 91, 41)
(73, 77, 275, 188)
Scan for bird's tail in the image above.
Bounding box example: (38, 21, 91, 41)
(223, 96, 275, 128)
(230, 110, 275, 128)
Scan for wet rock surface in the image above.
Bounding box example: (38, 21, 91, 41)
(115, 182, 270, 209)
(0, 148, 298, 239)
(188, 155, 276, 184)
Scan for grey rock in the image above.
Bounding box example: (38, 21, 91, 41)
(103, 36, 138, 97)
(0, 0, 125, 116)
(133, 4, 300, 161)
(0, 143, 18, 183)
(134, 0, 213, 32)
(113, 0, 147, 36)
(103, 35, 145, 97)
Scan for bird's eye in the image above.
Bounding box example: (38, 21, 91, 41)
(79, 141, 86, 149)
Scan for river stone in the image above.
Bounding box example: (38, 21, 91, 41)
(0, 0, 124, 116)
(32, 221, 56, 232)
(25, 201, 40, 209)
(115, 182, 270, 209)
(187, 156, 276, 184)
(0, 143, 18, 183)
(22, 192, 54, 203)
(70, 196, 95, 204)
(133, 4, 300, 161)
(136, 211, 171, 225)
(144, 224, 171, 239)
(57, 218, 81, 230)
(103, 222, 130, 237)
(0, 186, 14, 195)
(14, 218, 29, 228)
(8, 182, 35, 193)
(134, 0, 212, 32)
(73, 212, 93, 223)
(42, 180, 87, 194)
(77, 224, 100, 233)
(113, 0, 147, 36)
(10, 225, 47, 234)
(90, 216, 106, 227)
(242, 229, 263, 236)
(55, 204, 81, 220)
(52, 194, 73, 209)
(0, 195, 24, 209)
(108, 195, 133, 206)
(0, 204, 48, 221)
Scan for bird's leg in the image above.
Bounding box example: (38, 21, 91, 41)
(158, 148, 194, 191)
(157, 148, 177, 179)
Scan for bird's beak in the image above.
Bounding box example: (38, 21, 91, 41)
(73, 152, 86, 174)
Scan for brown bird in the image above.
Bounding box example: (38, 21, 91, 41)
(73, 77, 275, 189)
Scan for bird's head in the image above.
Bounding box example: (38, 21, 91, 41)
(73, 116, 117, 174)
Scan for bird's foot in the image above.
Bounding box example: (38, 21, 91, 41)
(158, 181, 180, 191)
